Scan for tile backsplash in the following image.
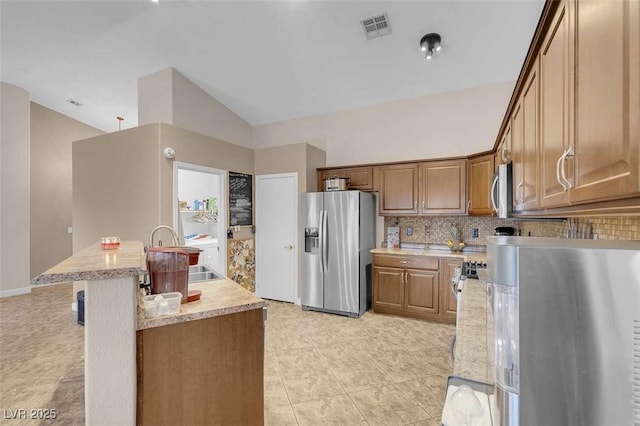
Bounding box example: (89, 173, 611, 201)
(384, 216, 640, 247)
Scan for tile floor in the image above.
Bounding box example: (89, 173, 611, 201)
(0, 284, 454, 425)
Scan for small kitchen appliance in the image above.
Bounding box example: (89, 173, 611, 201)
(301, 191, 375, 317)
(146, 247, 189, 303)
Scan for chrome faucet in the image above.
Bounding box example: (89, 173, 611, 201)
(149, 225, 179, 248)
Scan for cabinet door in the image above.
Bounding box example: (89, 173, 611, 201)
(497, 124, 512, 168)
(512, 62, 540, 211)
(440, 259, 462, 321)
(379, 163, 419, 214)
(419, 160, 467, 215)
(345, 167, 374, 190)
(405, 268, 439, 314)
(468, 154, 495, 215)
(373, 267, 404, 310)
(570, 0, 640, 204)
(540, 0, 571, 208)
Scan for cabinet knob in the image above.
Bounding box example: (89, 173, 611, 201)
(400, 260, 409, 264)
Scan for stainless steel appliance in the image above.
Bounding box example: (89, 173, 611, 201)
(487, 236, 640, 426)
(490, 163, 513, 218)
(301, 191, 375, 317)
(461, 261, 487, 279)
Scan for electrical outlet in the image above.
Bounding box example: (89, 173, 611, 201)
(472, 228, 479, 238)
(406, 227, 413, 236)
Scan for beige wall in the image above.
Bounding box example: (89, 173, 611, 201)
(73, 125, 162, 251)
(137, 68, 173, 126)
(73, 123, 255, 252)
(0, 83, 31, 296)
(30, 103, 104, 277)
(138, 68, 253, 149)
(253, 81, 514, 167)
(305, 144, 326, 192)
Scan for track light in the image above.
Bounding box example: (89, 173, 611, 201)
(420, 33, 442, 60)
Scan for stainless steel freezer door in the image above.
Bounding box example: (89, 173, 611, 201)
(301, 193, 323, 309)
(324, 191, 359, 314)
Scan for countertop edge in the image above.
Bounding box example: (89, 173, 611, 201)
(370, 248, 487, 260)
(137, 300, 266, 330)
(32, 267, 145, 286)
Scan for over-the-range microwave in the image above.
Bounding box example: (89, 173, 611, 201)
(491, 163, 513, 218)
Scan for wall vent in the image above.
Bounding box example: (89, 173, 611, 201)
(361, 13, 391, 40)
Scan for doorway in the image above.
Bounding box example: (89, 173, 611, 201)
(255, 173, 298, 303)
(173, 162, 227, 277)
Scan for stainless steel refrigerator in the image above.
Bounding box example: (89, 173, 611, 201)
(301, 191, 375, 317)
(487, 236, 640, 426)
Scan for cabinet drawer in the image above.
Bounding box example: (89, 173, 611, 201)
(373, 254, 439, 270)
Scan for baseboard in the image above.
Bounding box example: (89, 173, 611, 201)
(0, 287, 31, 298)
(71, 302, 78, 312)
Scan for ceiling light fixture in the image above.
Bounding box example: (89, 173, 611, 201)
(420, 33, 442, 60)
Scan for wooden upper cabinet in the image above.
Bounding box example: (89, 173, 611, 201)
(419, 160, 467, 215)
(569, 0, 640, 204)
(497, 124, 512, 168)
(512, 60, 540, 212)
(318, 167, 374, 191)
(540, 0, 572, 208)
(468, 154, 495, 215)
(379, 163, 419, 214)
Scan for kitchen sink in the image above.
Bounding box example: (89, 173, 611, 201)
(188, 266, 224, 282)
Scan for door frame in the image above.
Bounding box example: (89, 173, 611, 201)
(255, 172, 299, 304)
(173, 162, 227, 277)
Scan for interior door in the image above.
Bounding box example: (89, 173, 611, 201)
(255, 173, 297, 302)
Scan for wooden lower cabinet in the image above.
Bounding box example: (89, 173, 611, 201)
(136, 309, 264, 426)
(373, 254, 457, 324)
(374, 267, 404, 309)
(405, 268, 439, 314)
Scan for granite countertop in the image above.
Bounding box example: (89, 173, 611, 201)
(371, 247, 487, 262)
(32, 241, 146, 285)
(137, 278, 265, 330)
(453, 278, 493, 384)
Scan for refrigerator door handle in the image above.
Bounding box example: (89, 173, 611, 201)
(322, 210, 328, 273)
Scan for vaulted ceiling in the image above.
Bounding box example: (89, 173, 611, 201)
(1, 0, 544, 133)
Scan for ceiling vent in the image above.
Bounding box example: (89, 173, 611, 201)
(361, 13, 391, 40)
(66, 99, 83, 107)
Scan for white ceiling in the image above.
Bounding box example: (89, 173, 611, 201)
(1, 0, 545, 133)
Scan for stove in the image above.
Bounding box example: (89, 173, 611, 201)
(461, 261, 487, 279)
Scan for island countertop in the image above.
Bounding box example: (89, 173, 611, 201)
(32, 240, 145, 285)
(137, 278, 266, 330)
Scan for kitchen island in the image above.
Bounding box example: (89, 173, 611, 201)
(32, 241, 265, 426)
